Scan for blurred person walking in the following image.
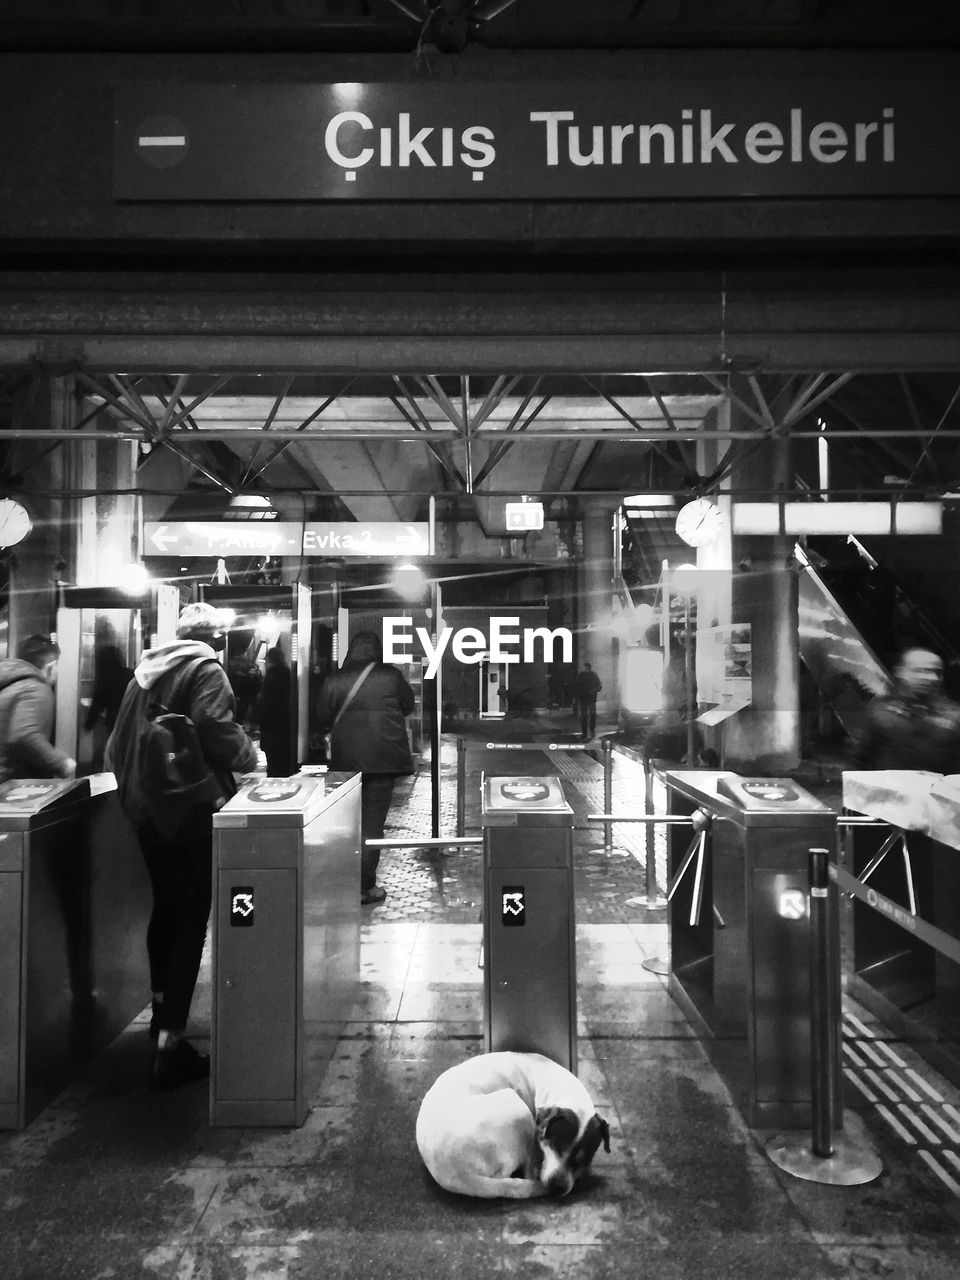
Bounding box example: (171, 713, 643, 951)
(257, 646, 293, 776)
(316, 630, 415, 906)
(848, 646, 960, 772)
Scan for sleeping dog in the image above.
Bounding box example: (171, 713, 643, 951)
(415, 1051, 610, 1199)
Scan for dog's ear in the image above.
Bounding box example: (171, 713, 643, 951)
(595, 1114, 611, 1154)
(535, 1105, 560, 1141)
(536, 1106, 580, 1149)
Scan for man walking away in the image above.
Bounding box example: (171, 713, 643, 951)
(574, 662, 602, 741)
(0, 634, 76, 782)
(107, 603, 257, 1091)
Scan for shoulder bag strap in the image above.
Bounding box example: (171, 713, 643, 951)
(332, 663, 375, 727)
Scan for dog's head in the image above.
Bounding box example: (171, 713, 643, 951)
(535, 1106, 611, 1196)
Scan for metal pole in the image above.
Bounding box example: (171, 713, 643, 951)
(765, 846, 883, 1185)
(643, 750, 660, 904)
(684, 594, 696, 766)
(364, 836, 483, 849)
(602, 737, 613, 855)
(456, 737, 466, 838)
(430, 580, 441, 840)
(808, 847, 835, 1158)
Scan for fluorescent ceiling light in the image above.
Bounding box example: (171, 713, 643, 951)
(733, 501, 942, 536)
(623, 494, 675, 507)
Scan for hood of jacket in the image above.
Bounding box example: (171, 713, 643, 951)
(0, 658, 46, 692)
(134, 640, 218, 690)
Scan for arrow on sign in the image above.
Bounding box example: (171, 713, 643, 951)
(397, 525, 425, 546)
(502, 892, 525, 916)
(150, 524, 176, 553)
(778, 890, 806, 920)
(232, 893, 254, 917)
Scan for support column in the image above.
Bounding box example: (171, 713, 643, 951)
(694, 401, 734, 762)
(721, 395, 801, 774)
(72, 416, 139, 586)
(7, 376, 75, 648)
(578, 499, 618, 721)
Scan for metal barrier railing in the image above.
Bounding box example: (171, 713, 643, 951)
(364, 837, 482, 850)
(766, 846, 883, 1187)
(453, 736, 668, 909)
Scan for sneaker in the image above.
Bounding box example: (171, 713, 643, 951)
(361, 885, 387, 906)
(149, 1038, 210, 1092)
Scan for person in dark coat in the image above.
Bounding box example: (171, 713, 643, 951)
(257, 646, 293, 776)
(84, 644, 134, 770)
(106, 602, 257, 1091)
(848, 646, 960, 772)
(84, 645, 134, 735)
(573, 662, 603, 740)
(316, 629, 415, 906)
(0, 633, 76, 782)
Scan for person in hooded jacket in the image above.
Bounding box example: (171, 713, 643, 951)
(316, 629, 415, 905)
(106, 602, 257, 1092)
(0, 633, 76, 782)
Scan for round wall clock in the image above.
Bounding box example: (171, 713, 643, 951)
(0, 499, 32, 549)
(675, 498, 724, 547)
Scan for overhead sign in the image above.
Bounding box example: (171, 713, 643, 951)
(145, 521, 430, 558)
(113, 74, 960, 202)
(505, 502, 544, 532)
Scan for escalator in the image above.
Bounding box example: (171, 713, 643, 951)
(618, 508, 955, 744)
(796, 542, 892, 739)
(797, 532, 960, 738)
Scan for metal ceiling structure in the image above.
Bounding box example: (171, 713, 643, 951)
(3, 3, 960, 514)
(3, 367, 960, 507)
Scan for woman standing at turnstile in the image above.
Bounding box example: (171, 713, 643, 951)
(316, 630, 415, 906)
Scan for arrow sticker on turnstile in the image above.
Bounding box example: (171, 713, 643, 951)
(231, 887, 255, 927)
(501, 886, 526, 926)
(777, 890, 807, 920)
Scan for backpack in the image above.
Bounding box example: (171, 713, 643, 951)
(138, 659, 226, 839)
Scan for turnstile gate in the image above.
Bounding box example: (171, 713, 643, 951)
(481, 775, 576, 1072)
(211, 772, 361, 1126)
(664, 769, 840, 1128)
(0, 778, 90, 1129)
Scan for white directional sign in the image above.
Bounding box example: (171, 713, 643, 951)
(145, 521, 430, 558)
(505, 501, 544, 531)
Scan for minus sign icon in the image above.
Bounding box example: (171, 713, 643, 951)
(138, 135, 187, 147)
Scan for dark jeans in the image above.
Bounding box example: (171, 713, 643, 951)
(580, 697, 597, 738)
(361, 773, 397, 892)
(136, 810, 214, 1033)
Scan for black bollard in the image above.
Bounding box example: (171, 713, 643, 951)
(766, 846, 882, 1185)
(808, 846, 836, 1158)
